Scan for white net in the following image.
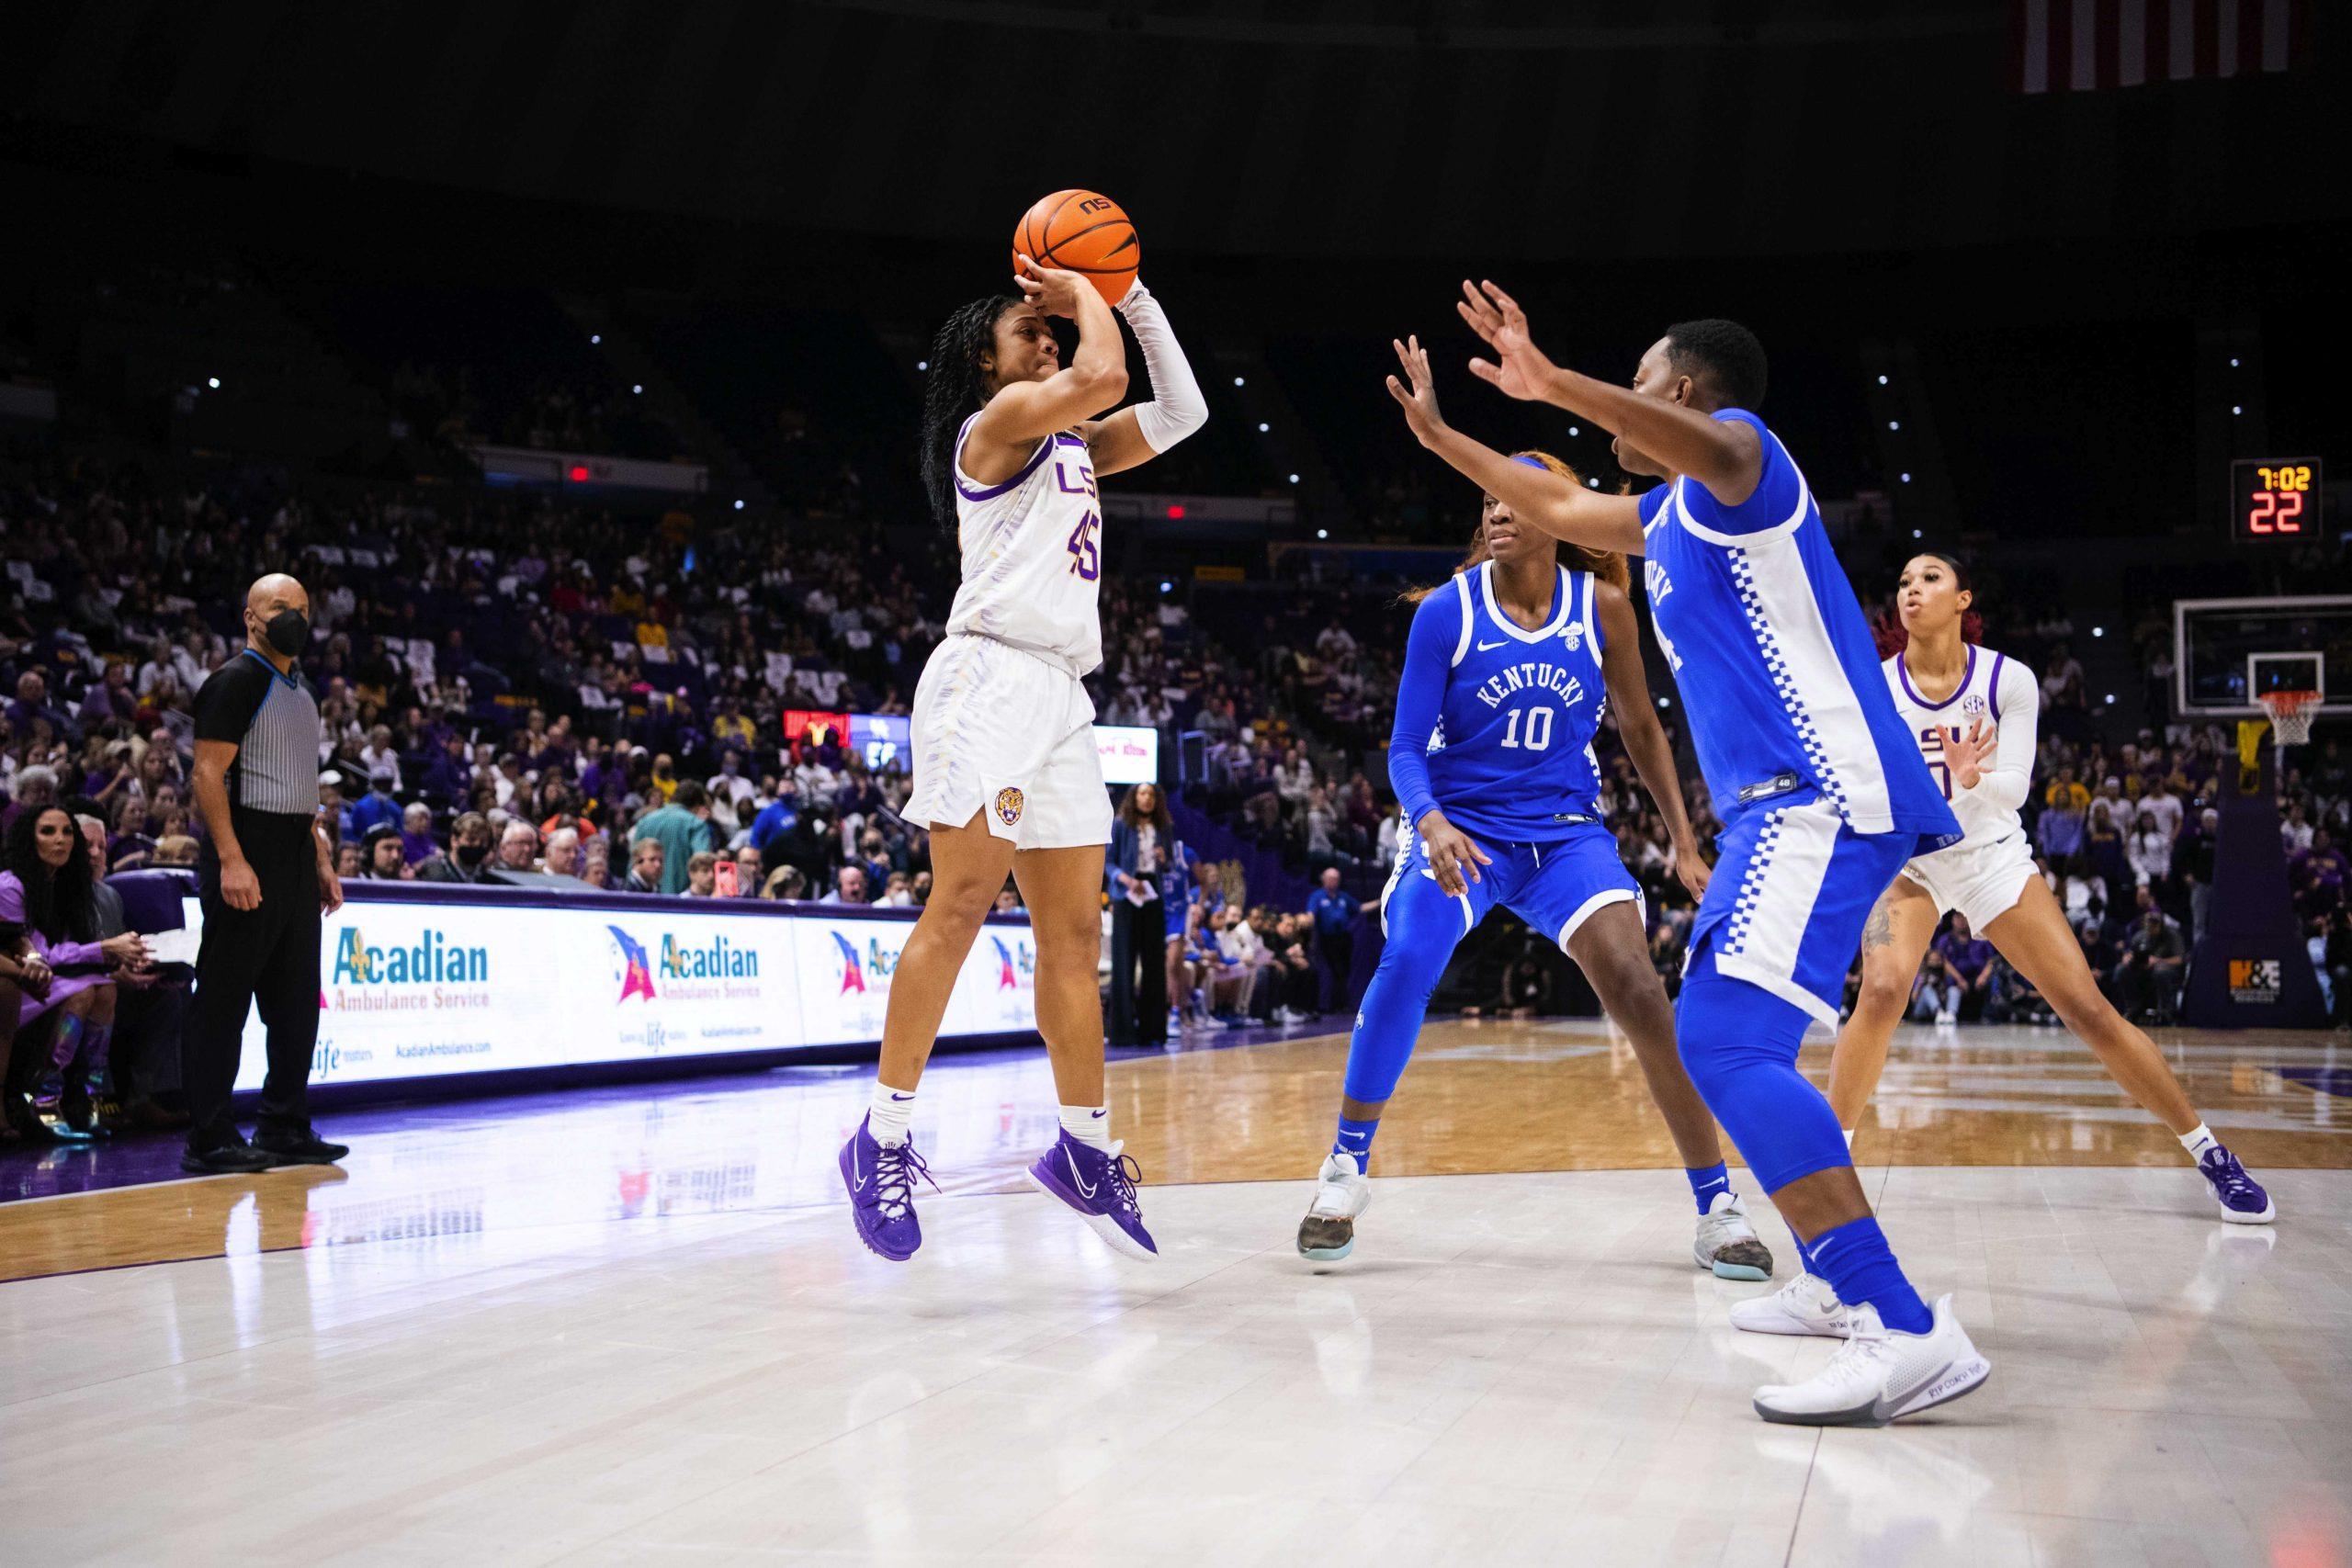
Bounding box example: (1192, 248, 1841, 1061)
(2258, 692, 2317, 747)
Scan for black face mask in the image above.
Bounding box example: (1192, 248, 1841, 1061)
(455, 840, 489, 867)
(261, 609, 311, 658)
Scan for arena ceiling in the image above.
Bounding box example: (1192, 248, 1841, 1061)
(2, 0, 2337, 262)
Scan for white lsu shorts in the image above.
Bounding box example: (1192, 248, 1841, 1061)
(1898, 829, 2039, 932)
(903, 633, 1113, 851)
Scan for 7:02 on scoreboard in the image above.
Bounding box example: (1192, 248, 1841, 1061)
(2231, 457, 2322, 540)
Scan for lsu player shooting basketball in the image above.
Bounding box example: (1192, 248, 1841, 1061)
(1791, 552, 2275, 1254)
(1426, 283, 1988, 1427)
(838, 250, 1204, 1264)
(1297, 351, 1771, 1283)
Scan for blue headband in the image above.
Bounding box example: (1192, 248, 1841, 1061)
(1511, 455, 1548, 470)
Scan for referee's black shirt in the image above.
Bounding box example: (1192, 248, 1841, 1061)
(191, 649, 321, 817)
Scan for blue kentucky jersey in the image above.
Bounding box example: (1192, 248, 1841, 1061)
(1637, 409, 1959, 855)
(1387, 560, 1609, 845)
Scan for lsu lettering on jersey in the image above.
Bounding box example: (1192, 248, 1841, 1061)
(1883, 644, 2041, 852)
(946, 414, 1105, 676)
(1387, 560, 1609, 845)
(1636, 410, 1960, 856)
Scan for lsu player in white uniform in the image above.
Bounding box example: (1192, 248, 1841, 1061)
(838, 254, 1205, 1265)
(1819, 551, 2275, 1228)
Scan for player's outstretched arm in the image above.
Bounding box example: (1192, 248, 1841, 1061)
(1456, 280, 1762, 506)
(970, 257, 1129, 452)
(1080, 279, 1207, 479)
(1594, 583, 1709, 900)
(1385, 333, 1646, 558)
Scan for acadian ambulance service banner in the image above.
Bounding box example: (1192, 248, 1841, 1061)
(230, 898, 1037, 1090)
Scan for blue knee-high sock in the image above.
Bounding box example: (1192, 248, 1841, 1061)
(1686, 1163, 1731, 1213)
(1802, 1216, 1931, 1334)
(1332, 886, 1463, 1176)
(1333, 1115, 1378, 1170)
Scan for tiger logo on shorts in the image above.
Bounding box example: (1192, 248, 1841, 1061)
(994, 786, 1025, 827)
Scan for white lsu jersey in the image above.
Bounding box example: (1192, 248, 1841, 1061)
(945, 413, 1104, 677)
(1882, 643, 2041, 852)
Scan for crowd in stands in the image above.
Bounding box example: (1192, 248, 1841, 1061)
(3, 434, 2346, 1143)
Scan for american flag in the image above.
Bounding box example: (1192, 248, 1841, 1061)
(2013, 0, 2310, 92)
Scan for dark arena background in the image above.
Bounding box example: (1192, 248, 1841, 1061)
(2, 4, 2347, 1564)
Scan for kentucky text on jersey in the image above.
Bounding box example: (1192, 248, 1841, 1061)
(1389, 560, 1611, 845)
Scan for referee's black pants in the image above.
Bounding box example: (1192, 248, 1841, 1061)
(187, 811, 322, 1147)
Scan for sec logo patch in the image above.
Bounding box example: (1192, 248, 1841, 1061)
(994, 786, 1025, 826)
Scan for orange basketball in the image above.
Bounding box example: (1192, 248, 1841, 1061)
(1012, 189, 1139, 307)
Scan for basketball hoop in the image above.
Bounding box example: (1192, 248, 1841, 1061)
(2257, 689, 2317, 748)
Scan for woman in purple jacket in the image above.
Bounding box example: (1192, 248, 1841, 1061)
(0, 805, 150, 1141)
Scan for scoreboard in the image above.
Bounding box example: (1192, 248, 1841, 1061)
(2231, 458, 2322, 542)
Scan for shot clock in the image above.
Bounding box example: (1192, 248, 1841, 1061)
(2231, 457, 2322, 541)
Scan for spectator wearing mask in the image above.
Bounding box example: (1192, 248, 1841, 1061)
(349, 769, 401, 840)
(621, 836, 665, 894)
(418, 812, 499, 884)
(630, 778, 712, 896)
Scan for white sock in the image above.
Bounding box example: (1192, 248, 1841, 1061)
(1059, 1103, 1112, 1151)
(1842, 1127, 1857, 1151)
(868, 1081, 917, 1146)
(2178, 1122, 2220, 1163)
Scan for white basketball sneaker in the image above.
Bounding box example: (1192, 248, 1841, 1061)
(1728, 1272, 1861, 1338)
(1752, 1294, 1990, 1427)
(1693, 1191, 1773, 1281)
(1295, 1151, 1371, 1261)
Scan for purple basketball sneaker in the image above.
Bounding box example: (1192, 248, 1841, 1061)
(840, 1114, 938, 1261)
(2198, 1145, 2276, 1224)
(1026, 1131, 1159, 1260)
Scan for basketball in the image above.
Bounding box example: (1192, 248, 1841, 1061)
(1012, 188, 1139, 306)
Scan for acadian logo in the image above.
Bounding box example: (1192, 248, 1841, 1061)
(660, 933, 759, 980)
(333, 926, 490, 986)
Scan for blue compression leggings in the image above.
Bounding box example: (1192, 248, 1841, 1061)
(1673, 945, 1854, 1197)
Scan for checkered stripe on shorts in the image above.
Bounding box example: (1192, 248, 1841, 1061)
(1721, 807, 1790, 957)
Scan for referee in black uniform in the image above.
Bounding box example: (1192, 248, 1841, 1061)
(183, 573, 349, 1174)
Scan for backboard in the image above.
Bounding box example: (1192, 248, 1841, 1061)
(2173, 595, 2352, 718)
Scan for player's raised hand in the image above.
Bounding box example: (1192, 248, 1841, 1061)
(1940, 718, 1995, 791)
(1418, 809, 1492, 897)
(1013, 254, 1088, 319)
(1384, 334, 1450, 449)
(1458, 280, 1559, 401)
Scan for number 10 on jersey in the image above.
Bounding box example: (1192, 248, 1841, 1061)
(1066, 511, 1101, 581)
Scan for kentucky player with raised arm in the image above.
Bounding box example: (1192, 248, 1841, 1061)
(1819, 551, 2274, 1227)
(1402, 283, 1989, 1427)
(837, 254, 1205, 1265)
(1295, 388, 1771, 1282)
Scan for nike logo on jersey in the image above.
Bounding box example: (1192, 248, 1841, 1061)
(1476, 639, 1506, 652)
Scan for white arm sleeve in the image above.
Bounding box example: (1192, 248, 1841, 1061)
(1115, 279, 1207, 453)
(1967, 657, 2040, 816)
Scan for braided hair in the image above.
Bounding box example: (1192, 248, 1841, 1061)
(919, 294, 1023, 529)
